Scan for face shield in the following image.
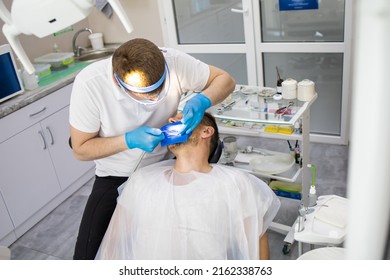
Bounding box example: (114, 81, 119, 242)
(114, 62, 170, 105)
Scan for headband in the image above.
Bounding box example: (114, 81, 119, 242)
(114, 64, 167, 94)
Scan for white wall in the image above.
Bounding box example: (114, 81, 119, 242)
(87, 0, 164, 46)
(0, 0, 89, 63)
(0, 0, 164, 65)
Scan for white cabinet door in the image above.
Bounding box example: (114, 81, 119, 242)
(0, 192, 15, 242)
(0, 123, 61, 228)
(41, 106, 94, 190)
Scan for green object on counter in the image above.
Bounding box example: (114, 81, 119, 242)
(38, 61, 91, 87)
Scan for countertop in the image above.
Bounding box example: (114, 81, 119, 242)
(0, 66, 80, 119)
(0, 44, 120, 120)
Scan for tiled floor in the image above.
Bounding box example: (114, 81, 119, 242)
(8, 179, 94, 260)
(8, 138, 350, 260)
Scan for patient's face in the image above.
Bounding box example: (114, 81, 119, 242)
(167, 125, 201, 154)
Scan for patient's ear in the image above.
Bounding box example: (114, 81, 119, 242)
(201, 126, 214, 139)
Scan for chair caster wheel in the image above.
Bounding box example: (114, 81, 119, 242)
(282, 243, 291, 255)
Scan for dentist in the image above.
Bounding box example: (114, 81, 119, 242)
(69, 38, 235, 259)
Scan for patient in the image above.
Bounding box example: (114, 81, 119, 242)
(95, 112, 280, 260)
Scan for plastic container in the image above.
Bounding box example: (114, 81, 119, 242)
(34, 52, 74, 70)
(298, 79, 316, 101)
(33, 63, 51, 78)
(281, 78, 297, 100)
(22, 69, 39, 90)
(89, 33, 104, 50)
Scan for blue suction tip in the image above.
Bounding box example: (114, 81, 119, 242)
(160, 121, 191, 146)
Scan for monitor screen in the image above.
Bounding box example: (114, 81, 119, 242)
(0, 44, 24, 103)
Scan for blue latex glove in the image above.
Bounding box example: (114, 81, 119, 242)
(182, 94, 212, 134)
(125, 126, 165, 152)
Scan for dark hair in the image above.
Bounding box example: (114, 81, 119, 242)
(112, 38, 165, 94)
(200, 112, 219, 157)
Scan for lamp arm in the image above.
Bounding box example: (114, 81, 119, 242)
(3, 24, 35, 74)
(108, 0, 133, 33)
(0, 0, 12, 25)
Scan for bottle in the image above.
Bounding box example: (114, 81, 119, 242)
(294, 119, 302, 134)
(274, 66, 283, 100)
(308, 185, 317, 207)
(53, 43, 61, 53)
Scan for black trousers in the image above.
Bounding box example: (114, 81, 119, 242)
(73, 175, 128, 260)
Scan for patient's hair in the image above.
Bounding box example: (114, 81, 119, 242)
(201, 112, 219, 157)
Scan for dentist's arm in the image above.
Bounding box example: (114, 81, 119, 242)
(202, 65, 236, 105)
(182, 65, 235, 134)
(70, 125, 164, 161)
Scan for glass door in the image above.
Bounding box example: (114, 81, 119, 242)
(254, 0, 352, 144)
(159, 0, 257, 85)
(159, 0, 353, 144)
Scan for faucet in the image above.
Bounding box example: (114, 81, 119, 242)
(72, 28, 93, 57)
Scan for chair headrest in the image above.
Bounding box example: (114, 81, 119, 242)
(208, 139, 223, 163)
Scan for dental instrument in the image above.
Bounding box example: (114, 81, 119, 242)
(117, 150, 145, 195)
(274, 101, 294, 116)
(241, 146, 271, 156)
(160, 121, 192, 146)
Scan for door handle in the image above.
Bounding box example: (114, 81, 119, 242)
(46, 126, 54, 145)
(38, 130, 47, 150)
(231, 8, 248, 14)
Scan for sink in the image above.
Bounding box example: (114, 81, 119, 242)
(75, 48, 116, 62)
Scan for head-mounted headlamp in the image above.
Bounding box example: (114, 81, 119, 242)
(114, 62, 170, 105)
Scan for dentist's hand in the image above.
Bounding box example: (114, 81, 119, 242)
(182, 94, 212, 134)
(125, 126, 164, 152)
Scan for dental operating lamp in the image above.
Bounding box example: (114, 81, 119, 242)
(0, 0, 133, 74)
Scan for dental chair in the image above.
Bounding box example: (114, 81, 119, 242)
(295, 195, 348, 259)
(208, 139, 223, 163)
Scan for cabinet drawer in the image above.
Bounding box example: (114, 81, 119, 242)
(0, 84, 72, 143)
